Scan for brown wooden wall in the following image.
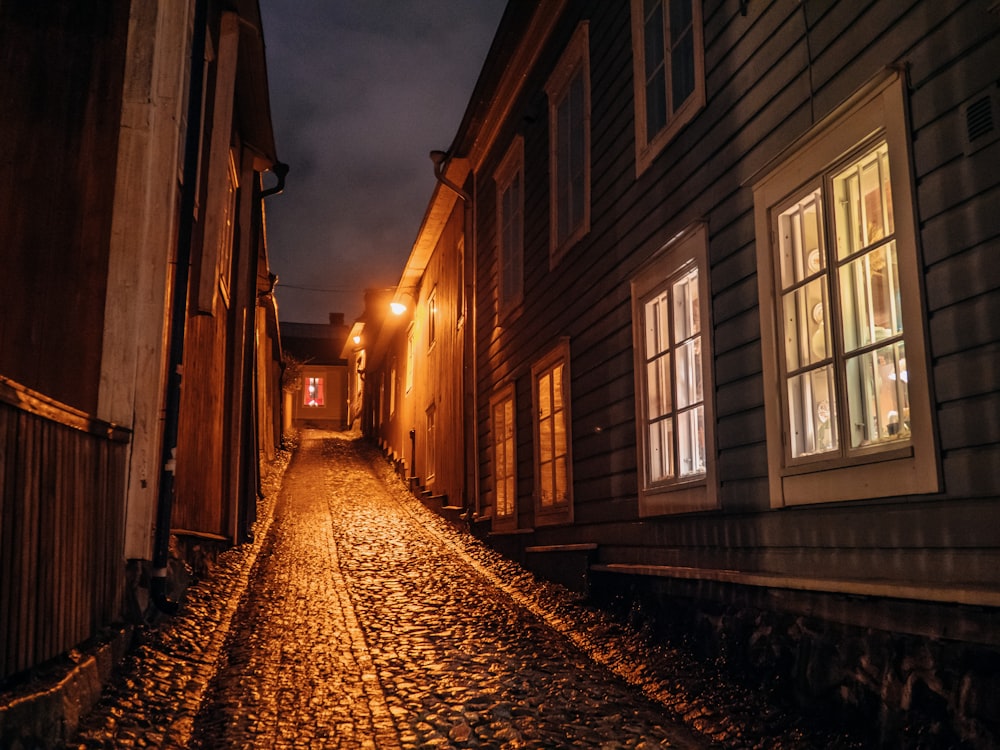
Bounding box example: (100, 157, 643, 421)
(0, 379, 128, 682)
(0, 1, 129, 414)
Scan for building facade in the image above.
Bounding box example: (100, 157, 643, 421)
(359, 1, 1000, 744)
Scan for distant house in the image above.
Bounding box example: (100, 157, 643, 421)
(362, 1, 1000, 745)
(0, 0, 284, 735)
(282, 314, 350, 430)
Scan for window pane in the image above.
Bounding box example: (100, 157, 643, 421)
(304, 377, 325, 407)
(648, 417, 674, 481)
(671, 25, 695, 108)
(540, 458, 553, 506)
(839, 241, 901, 353)
(539, 415, 553, 464)
(677, 405, 704, 477)
(552, 363, 564, 412)
(643, 1, 667, 136)
(787, 366, 838, 457)
(645, 292, 670, 357)
(554, 456, 568, 501)
(672, 268, 699, 340)
(833, 142, 893, 260)
(674, 339, 701, 409)
(646, 352, 672, 419)
(777, 190, 823, 289)
(782, 277, 829, 373)
(845, 341, 909, 448)
(668, 0, 692, 40)
(569, 74, 587, 232)
(538, 372, 551, 418)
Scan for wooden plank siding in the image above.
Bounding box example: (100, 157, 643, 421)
(0, 383, 128, 682)
(463, 0, 1000, 615)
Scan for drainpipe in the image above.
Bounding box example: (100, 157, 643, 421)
(429, 151, 477, 518)
(150, 0, 208, 615)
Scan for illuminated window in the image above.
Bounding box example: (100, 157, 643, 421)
(630, 0, 704, 175)
(752, 73, 939, 506)
(427, 288, 437, 350)
(631, 223, 716, 515)
(546, 23, 590, 266)
(490, 384, 517, 526)
(495, 137, 524, 315)
(532, 340, 573, 525)
(405, 324, 414, 393)
(303, 376, 325, 407)
(389, 360, 397, 417)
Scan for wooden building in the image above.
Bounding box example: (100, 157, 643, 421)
(282, 314, 350, 431)
(362, 0, 1000, 743)
(0, 0, 283, 730)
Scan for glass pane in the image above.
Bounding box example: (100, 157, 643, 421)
(671, 26, 694, 108)
(668, 0, 693, 41)
(845, 341, 909, 448)
(674, 338, 702, 409)
(782, 277, 829, 372)
(646, 352, 672, 419)
(644, 2, 666, 136)
(569, 74, 586, 232)
(645, 292, 669, 357)
(539, 416, 553, 463)
(787, 366, 838, 457)
(538, 372, 551, 418)
(833, 142, 893, 260)
(677, 405, 705, 477)
(672, 268, 699, 341)
(554, 409, 567, 459)
(648, 417, 674, 481)
(554, 456, 568, 502)
(552, 363, 564, 412)
(777, 189, 823, 290)
(540, 460, 553, 506)
(839, 241, 901, 353)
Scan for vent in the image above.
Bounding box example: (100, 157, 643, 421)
(960, 88, 1000, 156)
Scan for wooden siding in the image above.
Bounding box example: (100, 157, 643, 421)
(0, 2, 129, 413)
(0, 380, 128, 682)
(469, 0, 1000, 608)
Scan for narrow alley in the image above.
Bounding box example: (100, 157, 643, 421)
(72, 432, 860, 749)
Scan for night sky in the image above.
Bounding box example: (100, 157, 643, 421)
(259, 1, 508, 326)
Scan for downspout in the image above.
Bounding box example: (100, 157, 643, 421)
(151, 0, 209, 615)
(429, 151, 477, 518)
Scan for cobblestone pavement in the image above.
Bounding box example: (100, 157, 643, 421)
(73, 430, 863, 749)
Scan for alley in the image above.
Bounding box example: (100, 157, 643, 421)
(73, 431, 860, 749)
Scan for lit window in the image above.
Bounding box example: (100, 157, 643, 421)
(218, 150, 239, 301)
(389, 361, 397, 417)
(631, 223, 716, 515)
(405, 324, 414, 394)
(303, 376, 325, 407)
(532, 340, 573, 525)
(752, 73, 939, 506)
(490, 384, 517, 526)
(546, 23, 590, 266)
(630, 0, 705, 174)
(428, 288, 437, 350)
(495, 137, 524, 315)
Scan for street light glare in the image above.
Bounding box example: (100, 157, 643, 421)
(390, 301, 407, 316)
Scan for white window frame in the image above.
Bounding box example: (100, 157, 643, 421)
(631, 222, 717, 515)
(752, 71, 940, 508)
(495, 136, 525, 317)
(531, 339, 573, 526)
(545, 22, 591, 268)
(630, 0, 705, 176)
(490, 383, 517, 530)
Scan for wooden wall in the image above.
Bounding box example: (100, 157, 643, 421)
(0, 379, 128, 682)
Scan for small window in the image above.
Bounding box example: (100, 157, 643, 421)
(546, 23, 591, 266)
(490, 384, 517, 528)
(630, 0, 705, 175)
(532, 340, 573, 525)
(631, 223, 716, 515)
(303, 376, 325, 408)
(752, 72, 939, 506)
(495, 137, 525, 315)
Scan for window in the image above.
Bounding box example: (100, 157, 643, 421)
(752, 72, 939, 507)
(490, 384, 517, 527)
(389, 360, 397, 417)
(546, 23, 591, 266)
(218, 150, 239, 302)
(303, 376, 325, 407)
(495, 137, 525, 314)
(532, 340, 573, 525)
(631, 223, 716, 515)
(426, 403, 436, 481)
(428, 287, 437, 350)
(405, 324, 414, 394)
(630, 0, 705, 175)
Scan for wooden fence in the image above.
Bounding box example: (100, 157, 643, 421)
(0, 377, 129, 683)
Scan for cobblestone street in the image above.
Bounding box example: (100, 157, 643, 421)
(73, 431, 862, 749)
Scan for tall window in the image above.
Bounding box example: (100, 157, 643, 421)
(426, 403, 436, 481)
(630, 0, 705, 174)
(218, 150, 239, 302)
(389, 361, 397, 417)
(405, 324, 415, 393)
(303, 376, 325, 407)
(490, 384, 517, 528)
(427, 287, 437, 350)
(631, 223, 716, 515)
(546, 23, 591, 266)
(753, 73, 939, 507)
(495, 137, 524, 315)
(532, 340, 573, 525)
